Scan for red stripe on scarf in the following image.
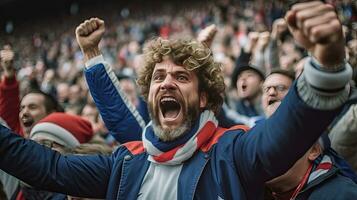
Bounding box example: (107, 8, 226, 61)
(315, 162, 332, 171)
(123, 141, 145, 155)
(153, 144, 184, 162)
(201, 125, 249, 152)
(196, 121, 217, 147)
(153, 121, 216, 163)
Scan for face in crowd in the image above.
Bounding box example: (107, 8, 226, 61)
(236, 70, 263, 101)
(261, 73, 293, 117)
(119, 78, 139, 107)
(148, 58, 207, 141)
(20, 93, 49, 137)
(137, 38, 225, 142)
(19, 92, 59, 137)
(261, 70, 323, 192)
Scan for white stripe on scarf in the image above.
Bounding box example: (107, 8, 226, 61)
(143, 110, 218, 165)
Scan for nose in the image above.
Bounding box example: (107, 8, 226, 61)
(267, 87, 277, 96)
(20, 106, 29, 116)
(160, 75, 176, 91)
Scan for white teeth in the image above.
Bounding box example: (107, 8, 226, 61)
(161, 97, 177, 103)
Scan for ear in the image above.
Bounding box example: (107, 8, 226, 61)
(199, 92, 208, 109)
(308, 143, 322, 161)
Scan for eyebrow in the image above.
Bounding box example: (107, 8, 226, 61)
(153, 68, 191, 76)
(21, 103, 39, 108)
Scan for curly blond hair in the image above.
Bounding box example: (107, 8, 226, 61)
(137, 38, 225, 114)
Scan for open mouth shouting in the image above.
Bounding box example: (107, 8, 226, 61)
(21, 115, 35, 133)
(158, 96, 184, 128)
(241, 83, 247, 92)
(264, 97, 282, 117)
(21, 117, 34, 128)
(268, 99, 280, 106)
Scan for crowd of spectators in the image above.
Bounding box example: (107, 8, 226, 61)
(0, 0, 356, 199)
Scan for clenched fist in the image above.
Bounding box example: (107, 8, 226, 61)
(286, 1, 344, 68)
(197, 24, 217, 47)
(75, 18, 105, 61)
(0, 48, 15, 77)
(271, 18, 287, 40)
(0, 49, 14, 69)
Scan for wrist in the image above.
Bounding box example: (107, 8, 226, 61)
(310, 56, 346, 72)
(82, 48, 101, 62)
(4, 68, 15, 78)
(303, 56, 352, 92)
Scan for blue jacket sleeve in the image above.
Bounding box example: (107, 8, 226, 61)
(234, 82, 343, 186)
(85, 63, 146, 143)
(0, 125, 113, 198)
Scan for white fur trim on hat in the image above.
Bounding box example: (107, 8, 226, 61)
(30, 122, 80, 148)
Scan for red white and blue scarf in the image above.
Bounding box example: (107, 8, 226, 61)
(290, 155, 333, 200)
(307, 155, 333, 184)
(142, 110, 218, 165)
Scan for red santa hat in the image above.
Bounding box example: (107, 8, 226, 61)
(30, 112, 94, 148)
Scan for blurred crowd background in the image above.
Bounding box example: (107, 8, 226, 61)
(0, 0, 356, 144)
(0, 1, 356, 199)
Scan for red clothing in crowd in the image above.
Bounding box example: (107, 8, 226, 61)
(0, 75, 23, 136)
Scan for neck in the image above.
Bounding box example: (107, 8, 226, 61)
(245, 92, 261, 105)
(267, 177, 300, 194)
(266, 165, 309, 194)
(269, 187, 296, 200)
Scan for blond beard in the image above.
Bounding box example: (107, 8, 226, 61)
(148, 96, 201, 142)
(152, 120, 191, 142)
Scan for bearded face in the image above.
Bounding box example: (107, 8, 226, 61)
(147, 58, 207, 141)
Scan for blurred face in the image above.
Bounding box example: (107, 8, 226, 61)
(266, 143, 322, 193)
(236, 70, 263, 100)
(57, 83, 69, 102)
(20, 93, 48, 136)
(69, 85, 81, 103)
(148, 58, 207, 141)
(120, 79, 138, 106)
(262, 74, 292, 117)
(32, 137, 67, 153)
(81, 105, 99, 123)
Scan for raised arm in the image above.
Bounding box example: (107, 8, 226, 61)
(75, 18, 146, 143)
(0, 47, 22, 136)
(234, 1, 352, 185)
(266, 18, 287, 70)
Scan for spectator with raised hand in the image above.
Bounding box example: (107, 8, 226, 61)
(0, 2, 353, 200)
(197, 24, 217, 47)
(251, 31, 271, 74)
(229, 31, 264, 121)
(0, 46, 22, 136)
(267, 18, 288, 70)
(0, 45, 63, 139)
(198, 24, 262, 127)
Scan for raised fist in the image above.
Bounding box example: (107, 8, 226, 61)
(286, 1, 344, 67)
(0, 49, 14, 70)
(271, 18, 287, 40)
(75, 18, 105, 61)
(244, 32, 259, 53)
(197, 24, 217, 47)
(256, 31, 271, 50)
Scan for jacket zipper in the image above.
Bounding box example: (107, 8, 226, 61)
(116, 158, 128, 200)
(190, 156, 210, 200)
